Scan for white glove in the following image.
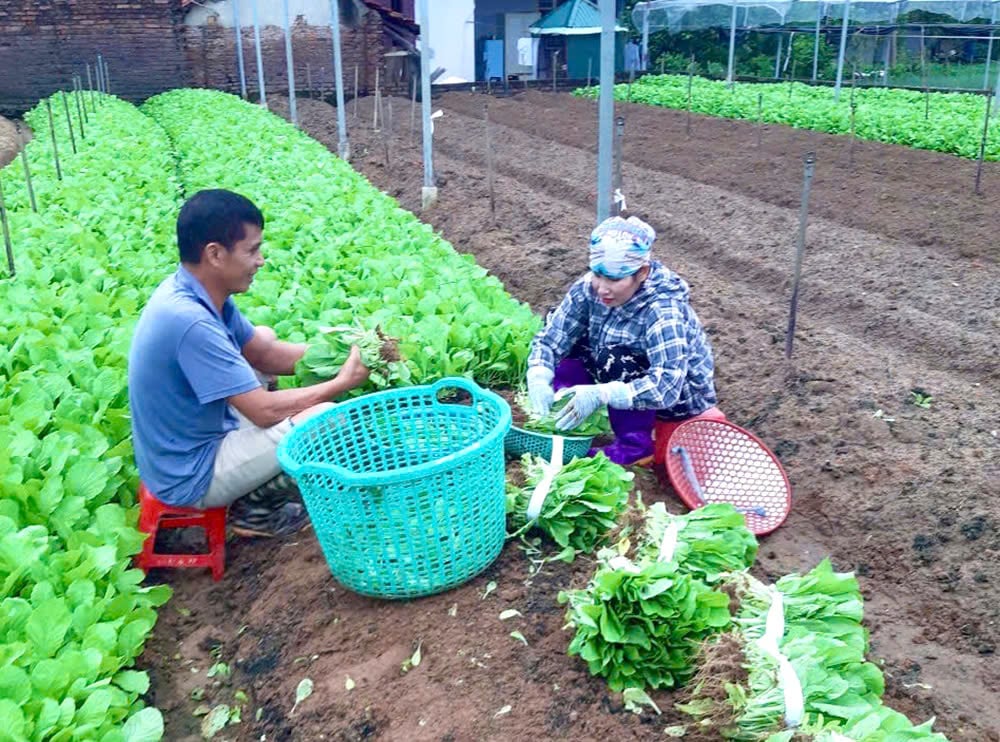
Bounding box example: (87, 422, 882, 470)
(526, 366, 555, 416)
(554, 382, 631, 431)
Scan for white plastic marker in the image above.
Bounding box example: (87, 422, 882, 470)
(756, 587, 804, 728)
(430, 110, 444, 134)
(657, 519, 681, 563)
(526, 435, 563, 520)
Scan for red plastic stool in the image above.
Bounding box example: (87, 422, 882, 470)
(653, 406, 727, 466)
(135, 484, 227, 581)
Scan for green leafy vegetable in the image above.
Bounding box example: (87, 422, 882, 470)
(296, 324, 410, 389)
(514, 390, 611, 437)
(506, 452, 633, 553)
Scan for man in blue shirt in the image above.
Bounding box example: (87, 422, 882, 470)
(526, 215, 717, 466)
(128, 189, 370, 537)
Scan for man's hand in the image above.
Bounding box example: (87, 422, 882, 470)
(554, 382, 631, 431)
(526, 366, 555, 416)
(335, 346, 371, 391)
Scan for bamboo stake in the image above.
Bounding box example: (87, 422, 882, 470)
(19, 145, 37, 213)
(61, 91, 77, 154)
(485, 102, 495, 219)
(0, 177, 14, 277)
(975, 93, 993, 195)
(785, 152, 817, 359)
(45, 99, 62, 181)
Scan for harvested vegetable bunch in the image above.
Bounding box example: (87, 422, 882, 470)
(632, 502, 758, 583)
(506, 452, 633, 553)
(514, 389, 612, 437)
(679, 560, 885, 740)
(764, 704, 950, 742)
(559, 558, 733, 691)
(296, 323, 411, 388)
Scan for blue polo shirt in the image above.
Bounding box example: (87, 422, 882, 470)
(128, 266, 261, 505)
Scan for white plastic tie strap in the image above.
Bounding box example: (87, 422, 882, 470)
(755, 587, 804, 729)
(613, 188, 628, 212)
(657, 519, 681, 563)
(526, 435, 564, 520)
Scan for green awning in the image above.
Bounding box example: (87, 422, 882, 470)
(529, 0, 629, 35)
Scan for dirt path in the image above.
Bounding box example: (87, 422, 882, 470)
(142, 93, 1000, 742)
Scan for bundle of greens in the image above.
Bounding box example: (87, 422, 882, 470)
(506, 452, 633, 553)
(765, 703, 950, 741)
(513, 390, 612, 437)
(632, 502, 759, 583)
(679, 561, 885, 740)
(559, 559, 733, 691)
(296, 323, 411, 389)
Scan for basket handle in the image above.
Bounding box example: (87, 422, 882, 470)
(430, 376, 483, 405)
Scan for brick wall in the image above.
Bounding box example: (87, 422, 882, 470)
(0, 0, 190, 116)
(185, 12, 391, 101)
(0, 0, 395, 117)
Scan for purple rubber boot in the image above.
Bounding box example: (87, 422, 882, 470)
(596, 408, 656, 465)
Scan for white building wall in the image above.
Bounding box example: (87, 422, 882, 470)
(423, 0, 476, 83)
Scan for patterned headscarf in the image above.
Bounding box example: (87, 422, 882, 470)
(588, 216, 656, 279)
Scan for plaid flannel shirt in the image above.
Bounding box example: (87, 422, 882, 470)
(528, 261, 716, 416)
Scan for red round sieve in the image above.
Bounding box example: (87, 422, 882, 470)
(664, 419, 792, 536)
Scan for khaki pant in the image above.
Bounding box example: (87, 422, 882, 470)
(196, 409, 293, 509)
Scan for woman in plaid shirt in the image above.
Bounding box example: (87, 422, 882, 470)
(526, 216, 718, 465)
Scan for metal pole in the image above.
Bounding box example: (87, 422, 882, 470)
(687, 56, 694, 135)
(0, 178, 14, 277)
(613, 116, 625, 214)
(45, 99, 62, 181)
(418, 0, 437, 208)
(785, 152, 816, 360)
(61, 91, 77, 154)
(641, 7, 650, 71)
(597, 0, 616, 222)
(812, 2, 822, 81)
(774, 35, 783, 79)
(96, 54, 104, 93)
(726, 2, 738, 84)
(975, 94, 993, 194)
(329, 0, 350, 160)
(354, 65, 360, 121)
(373, 68, 380, 129)
(834, 0, 851, 100)
(848, 100, 857, 167)
(282, 0, 298, 126)
(233, 0, 248, 99)
(756, 91, 763, 147)
(993, 47, 1000, 114)
(588, 57, 593, 87)
(103, 62, 110, 95)
(986, 33, 995, 91)
(552, 51, 559, 93)
(252, 0, 267, 107)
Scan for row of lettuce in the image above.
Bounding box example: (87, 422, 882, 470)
(506, 453, 950, 740)
(576, 74, 1000, 161)
(0, 89, 540, 740)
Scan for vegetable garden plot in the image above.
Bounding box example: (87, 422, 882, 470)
(576, 75, 1000, 161)
(0, 88, 543, 741)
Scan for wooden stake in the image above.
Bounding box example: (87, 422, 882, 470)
(848, 101, 857, 168)
(45, 99, 62, 181)
(86, 64, 96, 112)
(75, 76, 88, 124)
(975, 93, 993, 195)
(19, 145, 37, 213)
(61, 91, 77, 154)
(686, 57, 694, 136)
(353, 65, 360, 121)
(785, 152, 816, 360)
(756, 91, 763, 147)
(485, 102, 495, 219)
(73, 81, 86, 140)
(373, 68, 380, 130)
(410, 78, 417, 144)
(0, 177, 14, 277)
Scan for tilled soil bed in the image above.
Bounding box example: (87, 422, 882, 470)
(140, 91, 1000, 742)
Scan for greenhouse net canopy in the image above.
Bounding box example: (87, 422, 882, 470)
(632, 0, 1000, 32)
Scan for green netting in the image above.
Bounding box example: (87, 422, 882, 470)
(277, 378, 511, 598)
(504, 426, 594, 464)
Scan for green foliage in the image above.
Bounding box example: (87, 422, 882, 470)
(559, 559, 732, 691)
(0, 93, 174, 742)
(576, 73, 1000, 159)
(142, 89, 541, 390)
(513, 390, 612, 437)
(507, 452, 633, 553)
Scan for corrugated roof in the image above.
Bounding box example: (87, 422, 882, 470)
(530, 0, 627, 34)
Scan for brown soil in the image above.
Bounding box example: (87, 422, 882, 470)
(0, 115, 30, 168)
(140, 92, 1000, 741)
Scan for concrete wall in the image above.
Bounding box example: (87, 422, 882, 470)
(423, 0, 476, 82)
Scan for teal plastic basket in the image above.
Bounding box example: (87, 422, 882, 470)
(504, 426, 593, 464)
(277, 378, 511, 599)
